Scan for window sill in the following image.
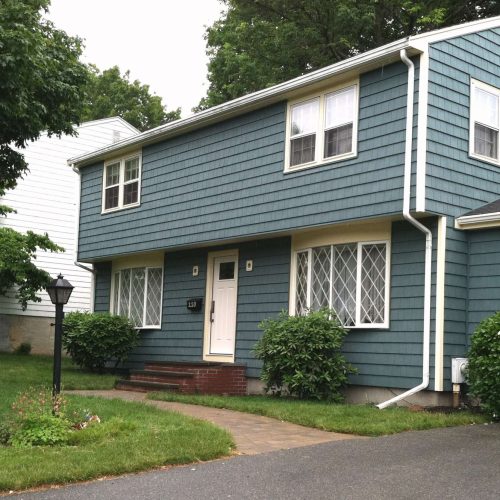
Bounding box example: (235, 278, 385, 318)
(469, 152, 500, 168)
(347, 323, 389, 330)
(283, 151, 357, 174)
(135, 325, 161, 330)
(101, 202, 140, 215)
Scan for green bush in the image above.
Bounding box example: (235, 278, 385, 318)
(254, 309, 356, 401)
(13, 342, 31, 355)
(466, 312, 500, 419)
(8, 387, 70, 447)
(10, 415, 70, 448)
(63, 312, 139, 372)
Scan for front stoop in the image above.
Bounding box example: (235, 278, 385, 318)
(115, 361, 247, 395)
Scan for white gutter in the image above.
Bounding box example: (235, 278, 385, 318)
(377, 49, 432, 409)
(72, 165, 96, 312)
(69, 39, 415, 168)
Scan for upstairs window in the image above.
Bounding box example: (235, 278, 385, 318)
(294, 241, 389, 328)
(286, 82, 358, 171)
(102, 153, 141, 212)
(470, 80, 499, 164)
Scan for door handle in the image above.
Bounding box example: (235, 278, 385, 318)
(210, 300, 215, 323)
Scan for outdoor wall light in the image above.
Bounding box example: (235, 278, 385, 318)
(46, 274, 74, 396)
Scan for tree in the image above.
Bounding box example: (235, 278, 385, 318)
(0, 229, 63, 310)
(197, 0, 500, 110)
(81, 66, 181, 132)
(0, 0, 87, 306)
(0, 0, 89, 216)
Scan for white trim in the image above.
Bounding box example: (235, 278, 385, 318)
(455, 210, 500, 230)
(284, 81, 359, 172)
(469, 79, 500, 166)
(70, 17, 500, 169)
(290, 239, 390, 329)
(110, 252, 164, 329)
(101, 152, 142, 214)
(434, 216, 447, 392)
(416, 48, 429, 212)
(203, 249, 239, 363)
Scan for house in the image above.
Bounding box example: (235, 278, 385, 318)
(70, 17, 500, 406)
(0, 118, 138, 354)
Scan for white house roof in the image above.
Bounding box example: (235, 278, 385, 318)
(69, 15, 500, 168)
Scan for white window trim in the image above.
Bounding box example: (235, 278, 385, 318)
(291, 239, 390, 329)
(284, 80, 359, 173)
(102, 152, 142, 213)
(111, 264, 164, 330)
(469, 79, 500, 167)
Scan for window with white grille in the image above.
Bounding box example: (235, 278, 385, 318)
(285, 82, 358, 171)
(112, 266, 163, 328)
(470, 80, 500, 164)
(102, 153, 141, 212)
(294, 241, 389, 328)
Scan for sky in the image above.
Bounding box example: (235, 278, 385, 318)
(47, 0, 224, 117)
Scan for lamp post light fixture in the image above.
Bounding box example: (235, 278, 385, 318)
(46, 274, 74, 396)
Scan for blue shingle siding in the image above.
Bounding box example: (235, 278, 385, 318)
(126, 237, 290, 374)
(426, 29, 500, 217)
(344, 219, 438, 390)
(78, 61, 413, 262)
(93, 262, 112, 312)
(426, 28, 500, 387)
(467, 229, 500, 341)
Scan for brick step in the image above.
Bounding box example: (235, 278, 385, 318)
(145, 361, 230, 372)
(130, 369, 195, 379)
(115, 379, 179, 393)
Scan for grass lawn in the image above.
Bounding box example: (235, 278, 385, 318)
(0, 354, 233, 492)
(148, 392, 490, 437)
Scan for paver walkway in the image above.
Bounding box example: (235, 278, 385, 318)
(69, 390, 364, 454)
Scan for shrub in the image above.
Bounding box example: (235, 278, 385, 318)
(466, 312, 500, 419)
(0, 423, 11, 446)
(254, 309, 356, 401)
(63, 312, 139, 372)
(10, 415, 70, 447)
(14, 342, 31, 355)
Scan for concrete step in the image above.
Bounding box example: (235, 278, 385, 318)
(115, 379, 179, 393)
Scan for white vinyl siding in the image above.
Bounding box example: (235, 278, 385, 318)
(112, 267, 163, 328)
(0, 118, 138, 317)
(294, 241, 390, 328)
(285, 81, 358, 171)
(470, 79, 500, 164)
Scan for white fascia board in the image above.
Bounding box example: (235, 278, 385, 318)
(78, 117, 140, 135)
(455, 211, 500, 229)
(409, 15, 500, 48)
(69, 15, 500, 169)
(69, 38, 414, 168)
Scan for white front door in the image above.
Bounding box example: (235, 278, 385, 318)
(209, 255, 238, 355)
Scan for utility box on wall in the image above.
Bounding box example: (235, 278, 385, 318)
(451, 357, 468, 384)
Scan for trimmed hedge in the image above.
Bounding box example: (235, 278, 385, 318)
(254, 309, 356, 401)
(63, 312, 139, 372)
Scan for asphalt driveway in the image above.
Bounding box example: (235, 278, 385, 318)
(9, 423, 500, 500)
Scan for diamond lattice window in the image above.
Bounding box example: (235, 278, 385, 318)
(295, 251, 309, 315)
(114, 266, 163, 328)
(295, 241, 388, 327)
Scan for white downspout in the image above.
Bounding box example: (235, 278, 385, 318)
(72, 165, 96, 312)
(377, 49, 432, 409)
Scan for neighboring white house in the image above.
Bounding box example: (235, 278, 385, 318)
(0, 117, 139, 353)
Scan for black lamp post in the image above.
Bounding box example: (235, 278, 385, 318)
(46, 274, 74, 396)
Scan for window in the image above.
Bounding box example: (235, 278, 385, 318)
(112, 267, 163, 328)
(294, 241, 389, 328)
(470, 80, 499, 164)
(103, 154, 141, 212)
(286, 82, 358, 171)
